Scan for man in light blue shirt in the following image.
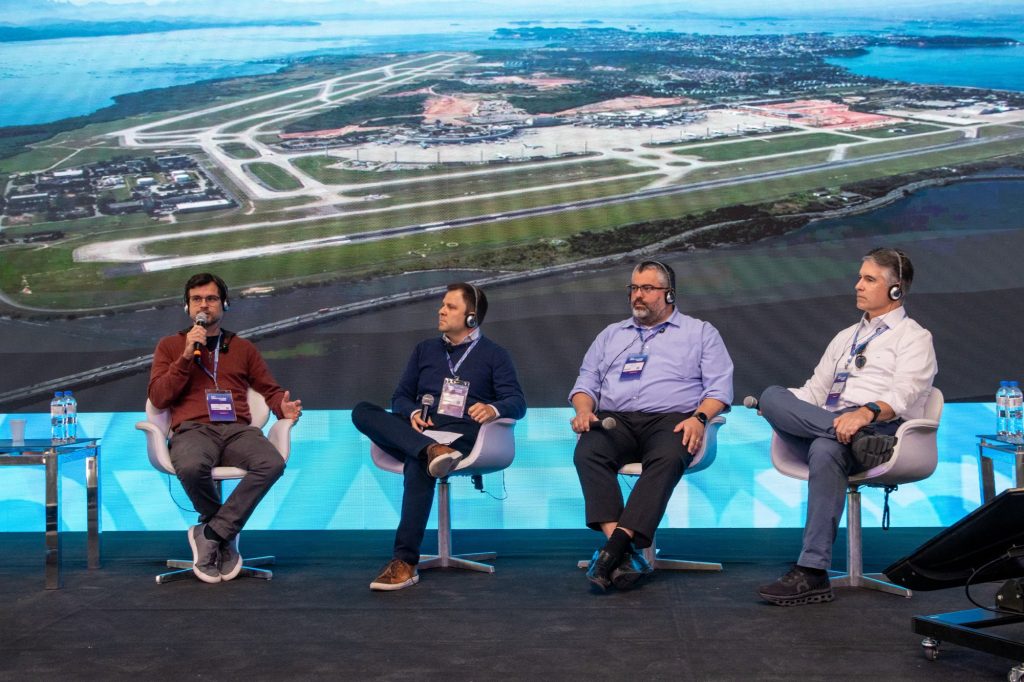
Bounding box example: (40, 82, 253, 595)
(570, 260, 734, 592)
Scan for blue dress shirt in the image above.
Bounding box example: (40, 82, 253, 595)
(569, 308, 734, 413)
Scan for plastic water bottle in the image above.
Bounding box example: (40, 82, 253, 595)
(64, 390, 78, 441)
(1008, 381, 1024, 444)
(997, 381, 1011, 439)
(50, 391, 65, 443)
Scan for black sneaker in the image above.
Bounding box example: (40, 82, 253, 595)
(758, 565, 834, 606)
(188, 524, 221, 584)
(851, 431, 897, 469)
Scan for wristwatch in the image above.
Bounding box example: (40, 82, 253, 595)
(694, 411, 709, 426)
(863, 402, 882, 423)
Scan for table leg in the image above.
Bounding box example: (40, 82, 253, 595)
(87, 447, 101, 569)
(978, 447, 996, 504)
(45, 454, 62, 590)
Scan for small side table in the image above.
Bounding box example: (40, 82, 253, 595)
(0, 438, 101, 589)
(977, 435, 1024, 504)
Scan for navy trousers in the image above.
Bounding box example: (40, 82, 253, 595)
(352, 401, 479, 566)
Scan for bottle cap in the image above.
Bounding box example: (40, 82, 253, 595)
(54, 391, 63, 397)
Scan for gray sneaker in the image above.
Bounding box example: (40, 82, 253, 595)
(188, 524, 221, 584)
(219, 535, 243, 582)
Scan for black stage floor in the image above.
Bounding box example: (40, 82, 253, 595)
(0, 529, 1017, 680)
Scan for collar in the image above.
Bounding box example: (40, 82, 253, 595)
(443, 328, 481, 347)
(621, 307, 682, 331)
(859, 306, 907, 331)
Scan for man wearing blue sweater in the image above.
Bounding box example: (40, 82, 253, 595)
(352, 283, 527, 591)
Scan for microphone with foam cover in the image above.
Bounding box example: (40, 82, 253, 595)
(743, 396, 759, 410)
(590, 416, 618, 431)
(192, 311, 208, 363)
(419, 394, 435, 422)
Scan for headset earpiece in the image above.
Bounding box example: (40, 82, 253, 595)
(665, 289, 676, 305)
(465, 285, 479, 328)
(888, 249, 904, 301)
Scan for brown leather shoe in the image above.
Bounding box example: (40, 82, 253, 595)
(426, 443, 461, 478)
(369, 558, 419, 591)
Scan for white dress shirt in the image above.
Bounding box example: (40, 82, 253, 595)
(790, 307, 937, 420)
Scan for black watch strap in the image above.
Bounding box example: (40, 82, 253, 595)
(694, 411, 709, 426)
(863, 402, 882, 422)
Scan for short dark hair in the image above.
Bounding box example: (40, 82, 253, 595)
(447, 282, 488, 325)
(863, 248, 913, 293)
(184, 273, 229, 306)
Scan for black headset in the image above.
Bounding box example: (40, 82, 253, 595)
(637, 260, 676, 305)
(465, 284, 481, 329)
(888, 249, 905, 302)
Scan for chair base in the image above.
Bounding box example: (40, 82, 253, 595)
(156, 555, 275, 584)
(577, 546, 722, 572)
(828, 569, 912, 598)
(418, 552, 496, 573)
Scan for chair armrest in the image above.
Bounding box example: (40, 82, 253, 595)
(267, 418, 294, 463)
(136, 420, 175, 475)
(455, 418, 516, 475)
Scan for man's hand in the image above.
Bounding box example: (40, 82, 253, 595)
(410, 411, 433, 432)
(571, 410, 599, 434)
(468, 403, 498, 424)
(673, 416, 705, 454)
(181, 324, 207, 360)
(281, 390, 303, 421)
(833, 409, 872, 444)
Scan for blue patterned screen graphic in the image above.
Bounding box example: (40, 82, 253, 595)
(0, 404, 997, 532)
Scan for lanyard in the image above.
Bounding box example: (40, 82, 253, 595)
(446, 336, 480, 379)
(636, 322, 670, 346)
(198, 336, 221, 389)
(846, 324, 888, 368)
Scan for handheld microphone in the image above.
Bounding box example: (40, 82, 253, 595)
(590, 416, 618, 431)
(419, 394, 435, 422)
(743, 396, 761, 414)
(193, 312, 208, 363)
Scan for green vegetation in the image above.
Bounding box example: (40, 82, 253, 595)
(843, 130, 964, 159)
(676, 151, 833, 184)
(854, 123, 947, 138)
(978, 124, 1024, 138)
(283, 95, 428, 134)
(220, 143, 260, 159)
(146, 91, 313, 133)
(245, 162, 303, 191)
(346, 159, 654, 206)
(672, 132, 857, 161)
(505, 87, 612, 115)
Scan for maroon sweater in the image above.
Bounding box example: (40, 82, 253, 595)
(148, 330, 287, 431)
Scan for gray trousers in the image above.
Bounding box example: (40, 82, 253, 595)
(169, 421, 286, 541)
(758, 386, 899, 569)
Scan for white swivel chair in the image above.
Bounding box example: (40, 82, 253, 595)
(370, 418, 516, 573)
(770, 387, 944, 597)
(577, 415, 727, 572)
(136, 387, 294, 584)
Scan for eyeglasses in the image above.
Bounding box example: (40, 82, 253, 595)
(188, 295, 222, 305)
(626, 285, 670, 294)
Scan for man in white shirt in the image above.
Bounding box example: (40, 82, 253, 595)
(755, 248, 937, 606)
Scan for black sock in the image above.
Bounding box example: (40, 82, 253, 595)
(797, 564, 827, 577)
(203, 524, 223, 543)
(602, 528, 633, 561)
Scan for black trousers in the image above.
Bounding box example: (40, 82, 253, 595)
(351, 401, 479, 566)
(573, 411, 693, 549)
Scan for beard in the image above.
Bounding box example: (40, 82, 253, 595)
(632, 303, 652, 321)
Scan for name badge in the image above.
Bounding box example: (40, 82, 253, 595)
(437, 378, 470, 418)
(206, 390, 237, 422)
(824, 372, 849, 409)
(620, 353, 648, 379)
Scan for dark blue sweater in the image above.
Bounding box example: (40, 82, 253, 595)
(391, 334, 527, 428)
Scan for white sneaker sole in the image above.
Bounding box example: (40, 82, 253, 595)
(370, 574, 420, 591)
(428, 453, 460, 478)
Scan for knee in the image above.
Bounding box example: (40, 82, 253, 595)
(172, 458, 211, 482)
(759, 385, 787, 411)
(351, 401, 380, 430)
(807, 439, 849, 474)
